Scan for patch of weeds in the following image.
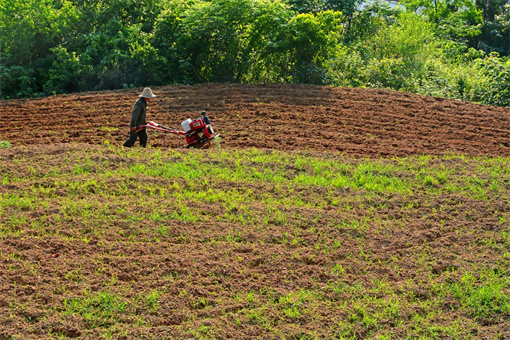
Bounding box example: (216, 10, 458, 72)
(450, 270, 510, 320)
(73, 163, 91, 175)
(4, 144, 510, 339)
(156, 225, 171, 237)
(274, 290, 314, 319)
(214, 136, 222, 149)
(98, 126, 119, 132)
(423, 175, 439, 187)
(171, 204, 200, 223)
(245, 306, 271, 326)
(143, 289, 164, 311)
(0, 140, 12, 149)
(64, 268, 83, 283)
(190, 296, 214, 310)
(187, 320, 218, 339)
(176, 231, 189, 244)
(62, 290, 128, 329)
(331, 263, 346, 276)
(263, 206, 287, 226)
(224, 231, 245, 243)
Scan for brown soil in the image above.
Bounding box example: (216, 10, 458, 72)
(2, 83, 510, 157)
(1, 85, 510, 339)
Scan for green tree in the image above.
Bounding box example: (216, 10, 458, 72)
(175, 0, 262, 82)
(287, 0, 360, 16)
(283, 10, 344, 83)
(328, 11, 438, 90)
(475, 0, 509, 54)
(241, 1, 295, 82)
(344, 1, 401, 44)
(402, 0, 482, 48)
(0, 0, 78, 97)
(153, 0, 197, 84)
(43, 0, 165, 93)
(473, 51, 510, 105)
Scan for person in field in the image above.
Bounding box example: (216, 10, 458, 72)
(123, 87, 156, 148)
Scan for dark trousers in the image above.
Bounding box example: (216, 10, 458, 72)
(123, 129, 148, 147)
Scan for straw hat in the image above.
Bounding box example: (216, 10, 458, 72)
(139, 87, 156, 98)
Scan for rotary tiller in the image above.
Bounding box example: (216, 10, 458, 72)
(142, 111, 219, 149)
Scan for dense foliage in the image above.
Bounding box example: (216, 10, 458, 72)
(1, 0, 509, 106)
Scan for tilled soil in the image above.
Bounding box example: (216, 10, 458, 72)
(1, 85, 510, 339)
(2, 144, 510, 338)
(2, 83, 510, 157)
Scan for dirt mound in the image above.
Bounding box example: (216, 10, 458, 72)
(2, 84, 510, 157)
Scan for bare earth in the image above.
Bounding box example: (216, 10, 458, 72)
(1, 84, 510, 339)
(2, 83, 510, 156)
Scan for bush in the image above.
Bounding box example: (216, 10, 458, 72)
(0, 65, 36, 99)
(414, 49, 510, 106)
(0, 0, 509, 107)
(284, 10, 344, 83)
(327, 11, 438, 91)
(43, 46, 86, 94)
(474, 52, 510, 106)
(324, 44, 365, 87)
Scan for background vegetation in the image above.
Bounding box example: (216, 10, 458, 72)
(1, 0, 509, 106)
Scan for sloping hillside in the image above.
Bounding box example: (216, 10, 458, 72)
(1, 85, 510, 338)
(2, 84, 510, 157)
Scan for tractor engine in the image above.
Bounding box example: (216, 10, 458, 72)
(181, 111, 215, 147)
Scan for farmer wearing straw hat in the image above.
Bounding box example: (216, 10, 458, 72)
(123, 87, 156, 148)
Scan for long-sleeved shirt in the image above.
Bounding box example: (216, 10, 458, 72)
(129, 97, 148, 128)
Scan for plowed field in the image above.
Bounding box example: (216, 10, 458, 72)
(1, 84, 510, 339)
(2, 83, 510, 156)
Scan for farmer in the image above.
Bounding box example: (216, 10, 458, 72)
(123, 87, 156, 148)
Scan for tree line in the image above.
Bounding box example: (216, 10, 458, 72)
(0, 0, 509, 106)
